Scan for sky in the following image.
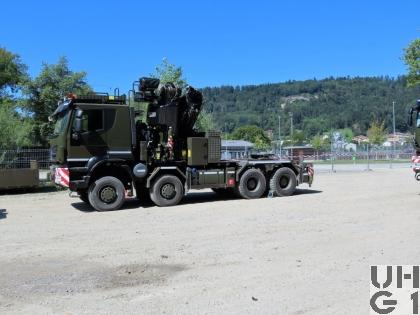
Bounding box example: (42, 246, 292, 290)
(0, 0, 419, 92)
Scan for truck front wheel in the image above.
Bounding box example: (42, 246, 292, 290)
(88, 176, 126, 211)
(238, 168, 266, 199)
(150, 175, 184, 207)
(269, 167, 297, 197)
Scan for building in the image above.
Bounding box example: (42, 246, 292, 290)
(344, 143, 357, 152)
(221, 140, 254, 160)
(384, 132, 412, 146)
(352, 135, 369, 144)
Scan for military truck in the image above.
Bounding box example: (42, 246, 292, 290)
(49, 77, 314, 211)
(408, 99, 420, 180)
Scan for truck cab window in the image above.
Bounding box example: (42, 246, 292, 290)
(79, 110, 104, 132)
(53, 111, 70, 135)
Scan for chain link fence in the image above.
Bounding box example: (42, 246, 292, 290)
(0, 148, 51, 170)
(0, 147, 415, 172)
(288, 151, 414, 162)
(294, 150, 413, 172)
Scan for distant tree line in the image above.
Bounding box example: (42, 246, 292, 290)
(201, 76, 420, 141)
(201, 37, 420, 145)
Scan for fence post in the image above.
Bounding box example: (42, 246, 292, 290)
(389, 145, 393, 169)
(365, 143, 371, 171)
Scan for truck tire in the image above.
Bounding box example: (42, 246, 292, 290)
(88, 176, 126, 211)
(238, 168, 266, 199)
(269, 167, 297, 197)
(150, 175, 184, 207)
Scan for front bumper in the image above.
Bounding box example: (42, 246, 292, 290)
(51, 163, 92, 190)
(68, 176, 90, 190)
(51, 166, 69, 188)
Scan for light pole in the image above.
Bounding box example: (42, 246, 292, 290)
(224, 122, 228, 159)
(278, 115, 281, 157)
(331, 130, 335, 172)
(392, 101, 396, 167)
(289, 112, 293, 159)
(366, 142, 371, 171)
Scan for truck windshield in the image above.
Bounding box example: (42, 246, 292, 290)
(53, 111, 70, 135)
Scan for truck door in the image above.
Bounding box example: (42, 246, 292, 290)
(67, 108, 110, 162)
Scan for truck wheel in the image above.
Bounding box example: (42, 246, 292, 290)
(150, 175, 184, 207)
(269, 167, 297, 197)
(88, 176, 125, 211)
(238, 168, 266, 199)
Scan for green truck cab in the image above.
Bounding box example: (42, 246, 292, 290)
(50, 77, 313, 211)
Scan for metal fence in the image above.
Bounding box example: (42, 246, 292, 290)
(0, 148, 51, 170)
(286, 151, 414, 162)
(282, 150, 414, 172)
(0, 147, 415, 171)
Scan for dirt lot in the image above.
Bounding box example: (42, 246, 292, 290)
(1, 168, 419, 314)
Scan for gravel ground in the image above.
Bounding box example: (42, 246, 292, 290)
(1, 168, 419, 315)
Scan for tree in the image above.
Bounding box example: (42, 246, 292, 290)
(152, 58, 216, 132)
(195, 109, 216, 132)
(310, 134, 328, 158)
(0, 47, 28, 97)
(0, 47, 32, 149)
(24, 57, 91, 145)
(153, 58, 186, 87)
(202, 76, 420, 137)
(254, 136, 271, 151)
(0, 100, 33, 149)
(403, 38, 420, 87)
(229, 125, 271, 150)
(338, 128, 354, 143)
(290, 130, 306, 145)
(367, 120, 386, 146)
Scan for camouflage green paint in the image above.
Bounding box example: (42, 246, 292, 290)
(66, 103, 132, 161)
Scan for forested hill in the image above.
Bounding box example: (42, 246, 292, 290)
(201, 76, 420, 138)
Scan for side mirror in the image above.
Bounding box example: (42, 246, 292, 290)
(72, 109, 83, 140)
(408, 108, 414, 127)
